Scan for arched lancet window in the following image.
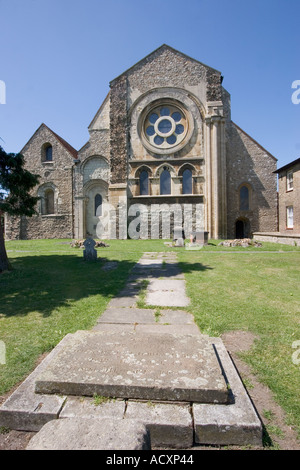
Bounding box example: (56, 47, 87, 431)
(45, 145, 53, 161)
(160, 168, 171, 195)
(182, 169, 193, 194)
(239, 185, 249, 211)
(95, 194, 102, 217)
(44, 189, 54, 214)
(139, 170, 149, 196)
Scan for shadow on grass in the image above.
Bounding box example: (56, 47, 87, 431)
(0, 254, 213, 318)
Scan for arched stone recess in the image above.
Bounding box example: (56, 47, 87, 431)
(177, 162, 197, 176)
(128, 87, 204, 159)
(134, 164, 153, 179)
(237, 182, 253, 212)
(82, 156, 110, 185)
(83, 180, 109, 238)
(37, 182, 59, 215)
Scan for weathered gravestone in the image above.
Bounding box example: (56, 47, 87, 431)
(189, 231, 209, 246)
(195, 231, 208, 245)
(83, 238, 97, 261)
(173, 226, 184, 240)
(175, 238, 184, 247)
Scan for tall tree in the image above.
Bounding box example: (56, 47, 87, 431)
(0, 146, 39, 271)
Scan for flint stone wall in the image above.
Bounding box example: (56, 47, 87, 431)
(5, 125, 74, 240)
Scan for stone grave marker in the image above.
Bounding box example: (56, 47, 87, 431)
(83, 238, 97, 261)
(173, 226, 184, 240)
(34, 329, 229, 404)
(195, 231, 208, 245)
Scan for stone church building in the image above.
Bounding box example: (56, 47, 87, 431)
(5, 45, 278, 241)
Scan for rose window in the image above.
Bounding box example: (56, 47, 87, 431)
(144, 105, 188, 150)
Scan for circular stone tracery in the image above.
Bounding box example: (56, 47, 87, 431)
(144, 104, 188, 150)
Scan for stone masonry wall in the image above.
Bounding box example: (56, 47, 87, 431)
(226, 123, 278, 238)
(277, 161, 300, 233)
(5, 124, 75, 239)
(109, 75, 128, 185)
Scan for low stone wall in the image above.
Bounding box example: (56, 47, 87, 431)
(5, 213, 73, 240)
(253, 232, 300, 247)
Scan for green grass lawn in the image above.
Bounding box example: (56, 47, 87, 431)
(0, 238, 299, 441)
(178, 244, 300, 439)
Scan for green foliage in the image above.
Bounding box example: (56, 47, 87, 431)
(0, 146, 40, 216)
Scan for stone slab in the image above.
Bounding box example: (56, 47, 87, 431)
(0, 335, 70, 431)
(92, 323, 136, 333)
(146, 280, 190, 307)
(157, 309, 195, 325)
(135, 324, 200, 335)
(60, 396, 126, 419)
(97, 307, 156, 324)
(35, 330, 229, 404)
(193, 338, 262, 446)
(125, 400, 193, 448)
(26, 417, 151, 450)
(134, 259, 163, 267)
(97, 308, 196, 326)
(107, 296, 137, 308)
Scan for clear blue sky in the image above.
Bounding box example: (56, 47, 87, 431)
(0, 0, 299, 168)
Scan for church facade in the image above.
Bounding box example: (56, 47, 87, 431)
(5, 45, 278, 241)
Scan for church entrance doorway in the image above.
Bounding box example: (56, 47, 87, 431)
(235, 218, 250, 239)
(84, 182, 108, 238)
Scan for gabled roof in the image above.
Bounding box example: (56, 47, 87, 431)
(274, 157, 300, 173)
(232, 122, 277, 162)
(88, 91, 110, 130)
(109, 44, 221, 86)
(21, 123, 78, 159)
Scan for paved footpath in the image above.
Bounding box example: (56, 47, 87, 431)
(0, 252, 263, 450)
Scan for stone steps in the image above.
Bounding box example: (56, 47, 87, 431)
(34, 329, 229, 404)
(0, 335, 262, 449)
(0, 252, 263, 449)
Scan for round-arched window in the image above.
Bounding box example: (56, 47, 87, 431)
(239, 186, 250, 211)
(139, 170, 149, 196)
(160, 168, 171, 195)
(95, 194, 102, 217)
(182, 169, 193, 194)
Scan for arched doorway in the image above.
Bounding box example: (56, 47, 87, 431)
(235, 218, 250, 238)
(84, 182, 108, 238)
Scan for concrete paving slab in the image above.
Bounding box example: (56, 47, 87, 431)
(193, 338, 262, 446)
(35, 330, 229, 404)
(26, 417, 151, 450)
(146, 280, 190, 307)
(125, 400, 193, 448)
